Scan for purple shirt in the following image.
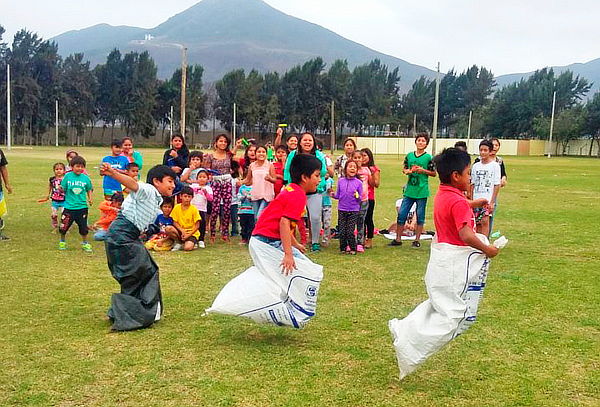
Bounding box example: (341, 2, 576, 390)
(334, 177, 363, 212)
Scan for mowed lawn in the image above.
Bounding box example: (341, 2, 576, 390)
(0, 147, 598, 407)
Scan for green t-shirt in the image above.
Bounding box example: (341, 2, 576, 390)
(403, 151, 434, 199)
(61, 172, 93, 210)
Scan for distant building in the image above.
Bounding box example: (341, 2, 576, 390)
(144, 34, 154, 41)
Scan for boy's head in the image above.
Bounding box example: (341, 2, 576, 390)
(146, 165, 177, 197)
(53, 162, 66, 177)
(275, 144, 288, 160)
(189, 150, 203, 167)
(434, 148, 471, 190)
(415, 133, 430, 150)
(290, 153, 322, 193)
(110, 192, 124, 208)
(479, 139, 494, 160)
(179, 186, 194, 204)
(70, 156, 86, 174)
(110, 139, 123, 155)
(160, 197, 174, 216)
(454, 141, 468, 152)
(126, 162, 139, 178)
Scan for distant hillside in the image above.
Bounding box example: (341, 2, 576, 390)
(495, 58, 600, 96)
(51, 0, 436, 89)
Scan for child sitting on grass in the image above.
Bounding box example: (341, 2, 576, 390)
(145, 197, 176, 251)
(59, 156, 93, 252)
(99, 163, 177, 331)
(92, 192, 124, 241)
(170, 186, 201, 252)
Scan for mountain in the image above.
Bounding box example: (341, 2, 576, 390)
(495, 58, 600, 96)
(51, 0, 436, 89)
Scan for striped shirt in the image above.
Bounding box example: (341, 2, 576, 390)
(121, 182, 163, 232)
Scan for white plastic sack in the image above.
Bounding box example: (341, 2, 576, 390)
(206, 237, 324, 328)
(389, 234, 507, 379)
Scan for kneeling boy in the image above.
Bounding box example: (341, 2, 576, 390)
(170, 186, 201, 252)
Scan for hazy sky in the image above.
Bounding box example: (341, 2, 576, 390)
(2, 0, 598, 76)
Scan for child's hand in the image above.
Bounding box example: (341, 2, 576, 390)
(37, 197, 49, 203)
(281, 253, 297, 275)
(169, 149, 178, 158)
(470, 198, 488, 208)
(100, 162, 114, 176)
(88, 199, 93, 207)
(293, 242, 306, 253)
(484, 245, 499, 258)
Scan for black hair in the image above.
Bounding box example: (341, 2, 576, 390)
(70, 156, 86, 167)
(454, 141, 468, 152)
(290, 153, 322, 185)
(276, 144, 288, 152)
(146, 165, 177, 185)
(126, 162, 139, 170)
(53, 162, 66, 170)
(111, 139, 123, 148)
(243, 143, 257, 164)
(122, 136, 133, 144)
(316, 140, 323, 150)
(416, 132, 430, 144)
(479, 139, 494, 151)
(110, 192, 124, 204)
(188, 150, 204, 165)
(214, 133, 231, 151)
(286, 133, 299, 142)
(434, 148, 471, 184)
(344, 159, 358, 177)
(171, 134, 190, 155)
(343, 138, 357, 150)
(298, 132, 317, 155)
(361, 148, 375, 167)
(230, 159, 241, 178)
(255, 144, 268, 154)
(180, 185, 194, 196)
(160, 196, 174, 207)
(490, 137, 501, 147)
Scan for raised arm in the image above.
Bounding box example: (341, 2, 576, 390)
(100, 163, 139, 192)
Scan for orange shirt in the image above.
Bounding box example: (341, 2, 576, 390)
(96, 200, 118, 230)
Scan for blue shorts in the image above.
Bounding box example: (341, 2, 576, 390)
(51, 200, 65, 210)
(397, 197, 427, 226)
(104, 188, 121, 196)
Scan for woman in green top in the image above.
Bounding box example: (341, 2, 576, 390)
(284, 132, 333, 252)
(121, 137, 144, 177)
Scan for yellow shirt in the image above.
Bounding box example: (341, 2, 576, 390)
(170, 203, 201, 238)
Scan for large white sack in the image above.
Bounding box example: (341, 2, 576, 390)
(206, 237, 324, 328)
(389, 234, 501, 379)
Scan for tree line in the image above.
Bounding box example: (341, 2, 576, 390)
(1, 26, 599, 154)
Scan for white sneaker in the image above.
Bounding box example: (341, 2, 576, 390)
(171, 243, 183, 251)
(198, 241, 205, 248)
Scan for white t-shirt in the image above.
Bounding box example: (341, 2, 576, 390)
(471, 160, 501, 202)
(190, 184, 213, 213)
(121, 182, 163, 232)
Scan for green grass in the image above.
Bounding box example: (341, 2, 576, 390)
(0, 147, 599, 406)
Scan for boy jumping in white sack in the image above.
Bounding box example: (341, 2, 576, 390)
(389, 147, 506, 379)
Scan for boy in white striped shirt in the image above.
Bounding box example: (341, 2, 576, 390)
(99, 163, 176, 331)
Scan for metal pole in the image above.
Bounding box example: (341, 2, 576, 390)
(413, 114, 417, 136)
(55, 99, 59, 146)
(6, 64, 11, 150)
(467, 110, 473, 142)
(432, 62, 440, 154)
(180, 47, 187, 137)
(169, 105, 174, 137)
(548, 91, 557, 158)
(330, 100, 335, 154)
(233, 102, 237, 145)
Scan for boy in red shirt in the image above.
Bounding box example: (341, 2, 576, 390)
(252, 153, 322, 274)
(389, 148, 501, 380)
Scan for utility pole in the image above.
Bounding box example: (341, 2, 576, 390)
(548, 91, 557, 158)
(6, 64, 11, 150)
(413, 114, 417, 136)
(467, 110, 473, 142)
(169, 105, 174, 137)
(55, 100, 59, 147)
(180, 47, 187, 137)
(432, 62, 440, 154)
(330, 100, 335, 154)
(233, 102, 237, 145)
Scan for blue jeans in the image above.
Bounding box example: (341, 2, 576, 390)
(94, 229, 108, 241)
(251, 199, 269, 222)
(397, 197, 427, 226)
(252, 235, 308, 260)
(230, 204, 239, 236)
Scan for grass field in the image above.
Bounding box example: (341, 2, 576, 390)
(0, 147, 598, 407)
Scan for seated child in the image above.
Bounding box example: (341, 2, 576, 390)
(170, 186, 201, 252)
(145, 197, 176, 251)
(93, 192, 124, 241)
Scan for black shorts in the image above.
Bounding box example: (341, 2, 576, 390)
(60, 208, 89, 235)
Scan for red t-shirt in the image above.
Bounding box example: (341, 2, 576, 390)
(273, 161, 284, 196)
(433, 184, 475, 246)
(252, 183, 306, 239)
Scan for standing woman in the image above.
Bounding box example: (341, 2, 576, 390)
(284, 132, 333, 251)
(275, 128, 299, 153)
(162, 134, 189, 176)
(334, 138, 357, 177)
(203, 134, 237, 243)
(121, 137, 144, 177)
(361, 148, 380, 248)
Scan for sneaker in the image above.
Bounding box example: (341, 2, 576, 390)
(388, 240, 402, 247)
(311, 243, 321, 252)
(171, 243, 183, 251)
(198, 241, 206, 249)
(82, 242, 93, 253)
(0, 234, 9, 241)
(58, 241, 67, 250)
(412, 241, 421, 248)
(356, 244, 364, 253)
(379, 229, 389, 235)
